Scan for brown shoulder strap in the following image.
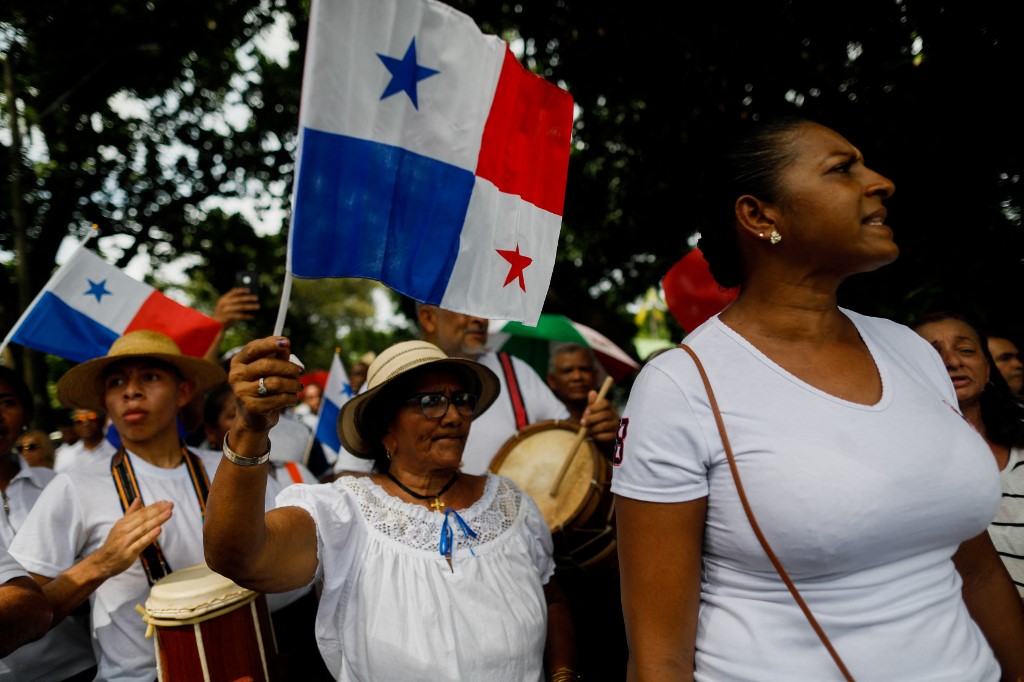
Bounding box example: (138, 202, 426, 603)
(678, 343, 855, 682)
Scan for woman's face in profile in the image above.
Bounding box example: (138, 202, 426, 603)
(915, 318, 991, 406)
(770, 124, 898, 275)
(383, 367, 472, 471)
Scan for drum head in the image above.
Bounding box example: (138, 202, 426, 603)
(145, 563, 256, 622)
(490, 420, 602, 531)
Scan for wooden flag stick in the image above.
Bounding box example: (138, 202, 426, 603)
(549, 376, 614, 497)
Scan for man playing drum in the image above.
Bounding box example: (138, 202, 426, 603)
(8, 331, 239, 682)
(546, 343, 600, 425)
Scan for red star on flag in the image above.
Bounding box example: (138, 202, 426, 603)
(496, 244, 533, 291)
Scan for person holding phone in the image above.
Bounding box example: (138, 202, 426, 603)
(203, 280, 261, 363)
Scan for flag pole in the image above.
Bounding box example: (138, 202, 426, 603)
(274, 192, 299, 338)
(0, 224, 100, 362)
(273, 271, 293, 337)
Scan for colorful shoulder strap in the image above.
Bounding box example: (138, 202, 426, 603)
(110, 445, 210, 585)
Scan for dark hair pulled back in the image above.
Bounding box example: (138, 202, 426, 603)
(697, 116, 815, 288)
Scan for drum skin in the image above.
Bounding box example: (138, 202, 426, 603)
(490, 420, 617, 571)
(144, 563, 279, 682)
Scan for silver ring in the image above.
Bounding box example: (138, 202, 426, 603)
(257, 377, 268, 395)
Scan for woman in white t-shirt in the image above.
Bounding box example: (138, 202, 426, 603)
(612, 117, 1024, 680)
(914, 311, 1024, 599)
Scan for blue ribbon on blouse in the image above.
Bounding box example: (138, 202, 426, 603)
(439, 508, 477, 560)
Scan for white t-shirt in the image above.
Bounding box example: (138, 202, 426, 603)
(331, 352, 570, 476)
(0, 546, 26, 584)
(0, 463, 55, 549)
(8, 447, 249, 682)
(277, 474, 553, 681)
(991, 446, 1024, 596)
(0, 462, 95, 682)
(611, 310, 1002, 681)
(53, 438, 116, 474)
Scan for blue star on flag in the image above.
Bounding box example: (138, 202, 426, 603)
(341, 382, 354, 400)
(85, 279, 112, 303)
(377, 37, 439, 109)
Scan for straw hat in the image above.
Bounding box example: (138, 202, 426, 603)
(339, 340, 499, 459)
(57, 330, 227, 412)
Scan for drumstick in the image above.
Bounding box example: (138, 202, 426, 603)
(549, 376, 614, 497)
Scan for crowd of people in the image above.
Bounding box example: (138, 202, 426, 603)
(1, 115, 1023, 681)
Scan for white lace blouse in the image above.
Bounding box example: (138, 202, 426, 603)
(276, 473, 555, 681)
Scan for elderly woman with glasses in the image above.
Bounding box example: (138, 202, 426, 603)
(205, 339, 576, 682)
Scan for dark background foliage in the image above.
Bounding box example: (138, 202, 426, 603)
(3, 0, 1022, 423)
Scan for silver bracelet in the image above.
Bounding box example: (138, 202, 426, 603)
(223, 433, 271, 467)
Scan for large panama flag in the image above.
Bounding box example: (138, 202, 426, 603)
(288, 0, 574, 325)
(5, 247, 222, 362)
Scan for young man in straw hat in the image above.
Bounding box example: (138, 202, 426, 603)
(8, 330, 232, 682)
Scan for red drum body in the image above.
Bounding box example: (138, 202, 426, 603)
(490, 420, 617, 572)
(143, 563, 278, 682)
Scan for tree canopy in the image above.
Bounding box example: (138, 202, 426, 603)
(3, 0, 1023, 422)
(458, 0, 1023, 343)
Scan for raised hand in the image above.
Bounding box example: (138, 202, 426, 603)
(212, 288, 260, 328)
(228, 336, 303, 435)
(581, 389, 620, 444)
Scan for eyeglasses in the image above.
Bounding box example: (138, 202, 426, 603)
(404, 391, 479, 420)
(16, 442, 40, 452)
(72, 412, 100, 424)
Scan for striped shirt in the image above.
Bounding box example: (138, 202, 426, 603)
(990, 446, 1024, 597)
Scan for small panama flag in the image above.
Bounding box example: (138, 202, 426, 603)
(313, 349, 353, 457)
(4, 247, 222, 362)
(287, 0, 574, 326)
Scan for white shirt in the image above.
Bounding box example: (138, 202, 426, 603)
(1, 462, 94, 681)
(0, 546, 26, 584)
(611, 310, 1002, 681)
(0, 463, 55, 549)
(278, 474, 553, 681)
(53, 438, 116, 474)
